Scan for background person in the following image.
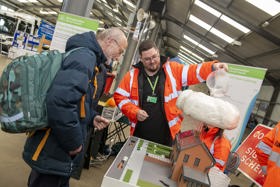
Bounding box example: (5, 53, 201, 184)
(256, 121, 280, 187)
(200, 124, 231, 172)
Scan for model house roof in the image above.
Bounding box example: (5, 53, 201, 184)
(176, 130, 216, 163)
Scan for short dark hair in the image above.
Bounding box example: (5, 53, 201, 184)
(138, 40, 158, 55)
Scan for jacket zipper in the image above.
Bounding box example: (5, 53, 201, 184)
(70, 162, 73, 173)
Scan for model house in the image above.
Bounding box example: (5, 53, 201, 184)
(170, 130, 215, 186)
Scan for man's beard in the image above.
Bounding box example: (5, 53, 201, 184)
(147, 64, 159, 72)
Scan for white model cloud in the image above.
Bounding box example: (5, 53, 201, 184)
(176, 90, 240, 130)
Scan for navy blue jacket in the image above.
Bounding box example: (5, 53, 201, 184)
(23, 31, 107, 176)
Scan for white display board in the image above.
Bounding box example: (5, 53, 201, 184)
(50, 12, 99, 52)
(222, 64, 267, 150)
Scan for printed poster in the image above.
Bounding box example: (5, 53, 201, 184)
(50, 12, 99, 52)
(223, 64, 267, 151)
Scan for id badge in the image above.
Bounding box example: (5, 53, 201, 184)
(147, 96, 157, 103)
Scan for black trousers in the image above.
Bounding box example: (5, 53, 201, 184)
(90, 127, 108, 158)
(28, 169, 70, 187)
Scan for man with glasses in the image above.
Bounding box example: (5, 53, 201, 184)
(24, 27, 127, 187)
(114, 40, 227, 146)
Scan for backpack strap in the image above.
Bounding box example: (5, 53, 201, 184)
(0, 112, 24, 123)
(64, 47, 85, 58)
(79, 62, 100, 119)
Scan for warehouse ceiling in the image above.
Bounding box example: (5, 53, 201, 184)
(1, 0, 280, 86)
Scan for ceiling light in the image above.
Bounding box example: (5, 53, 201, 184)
(115, 16, 123, 23)
(180, 46, 204, 61)
(189, 15, 211, 30)
(183, 35, 216, 55)
(210, 28, 235, 43)
(123, 0, 136, 9)
(195, 0, 221, 17)
(115, 22, 122, 26)
(40, 9, 57, 15)
(57, 0, 63, 2)
(17, 0, 38, 2)
(246, 0, 280, 16)
(195, 0, 250, 34)
(177, 56, 193, 65)
(178, 53, 198, 64)
(179, 51, 201, 63)
(0, 5, 8, 11)
(107, 12, 113, 17)
(8, 8, 15, 12)
(221, 15, 250, 33)
(104, 4, 111, 10)
(189, 15, 235, 43)
(211, 53, 218, 58)
(0, 19, 5, 26)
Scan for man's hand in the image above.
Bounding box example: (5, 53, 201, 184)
(93, 115, 110, 130)
(213, 62, 228, 72)
(136, 109, 149, 122)
(69, 145, 82, 156)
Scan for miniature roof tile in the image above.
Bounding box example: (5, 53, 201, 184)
(176, 130, 202, 150)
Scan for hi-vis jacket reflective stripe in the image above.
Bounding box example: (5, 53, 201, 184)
(256, 122, 280, 187)
(200, 127, 231, 172)
(114, 60, 216, 139)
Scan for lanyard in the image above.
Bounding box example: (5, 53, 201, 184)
(147, 75, 159, 95)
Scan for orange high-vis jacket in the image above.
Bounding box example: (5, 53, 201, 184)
(256, 122, 280, 187)
(114, 60, 216, 140)
(200, 127, 231, 171)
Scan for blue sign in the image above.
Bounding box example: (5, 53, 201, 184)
(12, 31, 28, 48)
(38, 20, 55, 40)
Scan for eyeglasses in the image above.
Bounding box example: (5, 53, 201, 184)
(113, 39, 125, 55)
(142, 53, 159, 63)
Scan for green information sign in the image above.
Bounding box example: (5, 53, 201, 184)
(57, 12, 99, 30)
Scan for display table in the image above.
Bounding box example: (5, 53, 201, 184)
(101, 136, 176, 187)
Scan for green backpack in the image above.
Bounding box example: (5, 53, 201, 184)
(0, 48, 81, 133)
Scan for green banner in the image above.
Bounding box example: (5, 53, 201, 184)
(57, 12, 99, 31)
(228, 64, 267, 79)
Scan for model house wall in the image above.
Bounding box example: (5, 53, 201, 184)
(170, 130, 215, 186)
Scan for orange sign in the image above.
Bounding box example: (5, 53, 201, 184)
(236, 124, 272, 186)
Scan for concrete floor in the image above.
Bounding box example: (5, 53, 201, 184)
(0, 129, 255, 187)
(0, 54, 256, 187)
(0, 131, 115, 187)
